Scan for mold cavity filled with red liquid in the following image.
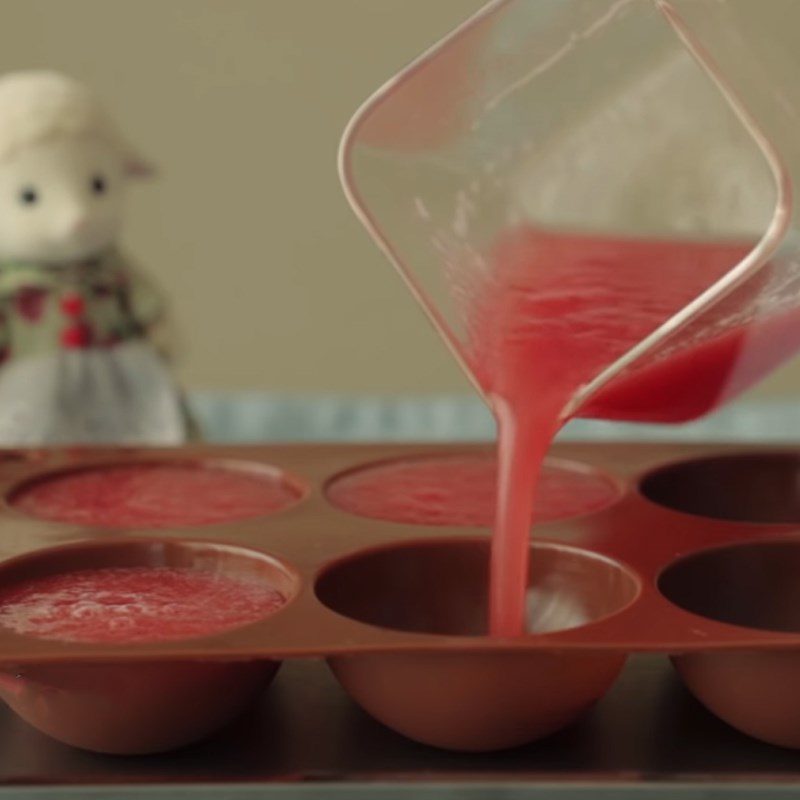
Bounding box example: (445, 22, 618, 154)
(462, 227, 800, 637)
(0, 566, 286, 643)
(327, 455, 619, 526)
(11, 463, 302, 528)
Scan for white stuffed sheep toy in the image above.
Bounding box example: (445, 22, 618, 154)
(0, 70, 190, 445)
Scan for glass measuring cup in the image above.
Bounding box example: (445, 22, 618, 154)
(339, 0, 800, 426)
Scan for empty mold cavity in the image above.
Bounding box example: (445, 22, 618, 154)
(8, 460, 306, 528)
(660, 540, 800, 749)
(319, 539, 638, 751)
(641, 453, 800, 523)
(0, 538, 298, 643)
(316, 538, 639, 636)
(325, 454, 623, 527)
(659, 539, 800, 633)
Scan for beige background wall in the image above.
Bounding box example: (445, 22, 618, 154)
(0, 0, 798, 401)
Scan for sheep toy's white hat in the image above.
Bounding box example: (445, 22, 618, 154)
(0, 70, 152, 176)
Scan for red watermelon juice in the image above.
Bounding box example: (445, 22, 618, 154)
(462, 227, 799, 636)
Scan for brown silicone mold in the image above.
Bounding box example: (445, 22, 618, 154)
(317, 538, 637, 750)
(0, 538, 296, 754)
(659, 539, 800, 748)
(0, 443, 798, 754)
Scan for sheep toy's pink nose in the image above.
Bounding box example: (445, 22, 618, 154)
(56, 214, 92, 241)
(69, 216, 90, 234)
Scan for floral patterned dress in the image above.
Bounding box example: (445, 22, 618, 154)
(0, 249, 190, 445)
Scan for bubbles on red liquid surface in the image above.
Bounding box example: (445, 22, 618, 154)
(0, 566, 287, 644)
(326, 454, 620, 527)
(11, 463, 303, 528)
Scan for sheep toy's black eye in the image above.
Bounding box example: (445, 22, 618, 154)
(19, 187, 38, 206)
(91, 175, 107, 195)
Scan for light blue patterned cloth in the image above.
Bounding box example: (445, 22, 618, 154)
(187, 391, 800, 444)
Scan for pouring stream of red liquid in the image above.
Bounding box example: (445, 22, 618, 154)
(463, 228, 798, 636)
